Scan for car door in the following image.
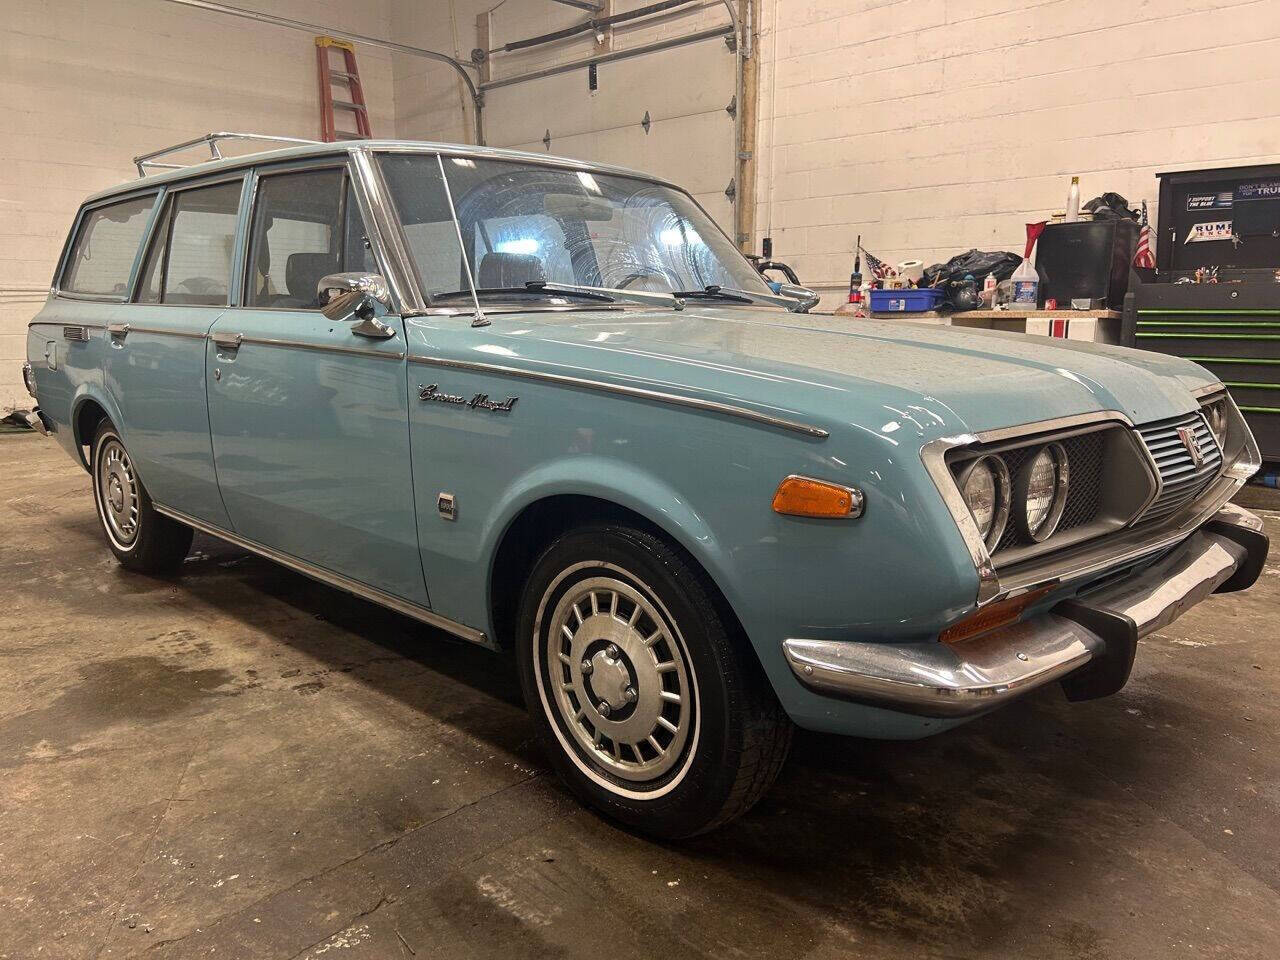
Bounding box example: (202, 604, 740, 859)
(103, 176, 245, 528)
(205, 161, 428, 607)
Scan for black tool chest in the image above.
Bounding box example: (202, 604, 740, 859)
(1121, 163, 1280, 464)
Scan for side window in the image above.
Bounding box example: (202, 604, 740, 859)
(378, 155, 464, 297)
(342, 179, 376, 274)
(136, 180, 242, 306)
(246, 168, 344, 309)
(61, 195, 156, 297)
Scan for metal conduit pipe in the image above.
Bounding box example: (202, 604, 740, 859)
(158, 0, 486, 145)
(499, 0, 698, 53)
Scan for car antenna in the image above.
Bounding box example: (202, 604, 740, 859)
(436, 154, 490, 328)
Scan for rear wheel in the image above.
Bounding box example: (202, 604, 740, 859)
(90, 421, 192, 573)
(515, 523, 792, 838)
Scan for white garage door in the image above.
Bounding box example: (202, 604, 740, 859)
(481, 36, 737, 233)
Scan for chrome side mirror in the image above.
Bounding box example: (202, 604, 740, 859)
(776, 282, 821, 313)
(317, 273, 396, 339)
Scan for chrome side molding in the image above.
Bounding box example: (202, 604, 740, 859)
(407, 354, 830, 439)
(152, 502, 491, 649)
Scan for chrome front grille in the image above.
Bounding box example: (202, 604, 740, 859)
(1135, 412, 1222, 523)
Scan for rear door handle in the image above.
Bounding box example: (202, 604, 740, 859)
(212, 332, 243, 351)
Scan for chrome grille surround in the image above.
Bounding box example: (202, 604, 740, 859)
(922, 388, 1259, 610)
(945, 419, 1155, 570)
(1134, 411, 1223, 525)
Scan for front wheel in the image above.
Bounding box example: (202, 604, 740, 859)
(516, 524, 792, 838)
(90, 421, 192, 573)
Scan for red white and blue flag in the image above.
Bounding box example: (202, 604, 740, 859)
(1134, 201, 1155, 269)
(859, 244, 892, 279)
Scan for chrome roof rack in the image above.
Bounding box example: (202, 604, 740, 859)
(132, 132, 320, 177)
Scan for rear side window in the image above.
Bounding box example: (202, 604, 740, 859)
(137, 180, 242, 306)
(61, 195, 156, 297)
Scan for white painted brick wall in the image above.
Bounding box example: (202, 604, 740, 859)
(1, 0, 394, 414)
(756, 0, 1280, 309)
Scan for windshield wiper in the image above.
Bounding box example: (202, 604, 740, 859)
(431, 281, 686, 311)
(672, 285, 754, 304)
(528, 281, 686, 310)
(673, 284, 815, 311)
(431, 285, 610, 303)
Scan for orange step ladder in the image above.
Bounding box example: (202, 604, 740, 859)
(315, 36, 371, 142)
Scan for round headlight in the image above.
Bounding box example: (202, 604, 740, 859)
(959, 455, 1010, 549)
(1203, 398, 1228, 447)
(1016, 443, 1069, 542)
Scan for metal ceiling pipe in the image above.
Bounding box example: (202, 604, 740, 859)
(500, 0, 698, 53)
(158, 0, 486, 145)
(479, 24, 733, 91)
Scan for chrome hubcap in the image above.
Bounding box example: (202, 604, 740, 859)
(544, 575, 693, 783)
(97, 438, 139, 547)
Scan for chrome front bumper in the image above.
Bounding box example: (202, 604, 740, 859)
(782, 503, 1269, 718)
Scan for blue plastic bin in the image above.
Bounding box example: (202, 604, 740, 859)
(869, 288, 944, 313)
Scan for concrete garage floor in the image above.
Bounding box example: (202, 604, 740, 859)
(2, 431, 1279, 960)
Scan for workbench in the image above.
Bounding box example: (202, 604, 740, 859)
(858, 308, 1123, 344)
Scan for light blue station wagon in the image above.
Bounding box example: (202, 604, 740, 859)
(23, 135, 1270, 837)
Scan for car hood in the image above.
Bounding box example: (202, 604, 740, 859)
(480, 306, 1215, 436)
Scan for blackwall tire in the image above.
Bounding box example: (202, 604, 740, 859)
(515, 523, 792, 839)
(90, 421, 192, 574)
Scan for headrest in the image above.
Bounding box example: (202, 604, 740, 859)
(286, 252, 338, 307)
(477, 252, 545, 290)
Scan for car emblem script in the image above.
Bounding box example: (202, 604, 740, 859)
(418, 383, 518, 413)
(1176, 425, 1203, 467)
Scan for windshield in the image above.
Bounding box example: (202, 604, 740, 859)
(378, 153, 773, 304)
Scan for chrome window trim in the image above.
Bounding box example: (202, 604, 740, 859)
(121, 172, 249, 309)
(237, 158, 364, 312)
(406, 354, 830, 439)
(53, 190, 163, 301)
(351, 148, 424, 313)
(152, 502, 490, 648)
(382, 143, 681, 194)
(380, 148, 776, 312)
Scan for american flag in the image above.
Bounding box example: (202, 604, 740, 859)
(859, 243, 892, 279)
(1134, 201, 1155, 269)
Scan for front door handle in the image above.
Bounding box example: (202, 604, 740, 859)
(107, 322, 130, 340)
(211, 332, 243, 351)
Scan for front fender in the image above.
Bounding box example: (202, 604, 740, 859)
(479, 454, 740, 629)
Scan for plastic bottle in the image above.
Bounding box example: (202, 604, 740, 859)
(982, 272, 997, 307)
(1011, 257, 1039, 310)
(1066, 176, 1080, 223)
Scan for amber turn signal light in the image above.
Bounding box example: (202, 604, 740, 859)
(771, 475, 864, 519)
(939, 588, 1051, 646)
